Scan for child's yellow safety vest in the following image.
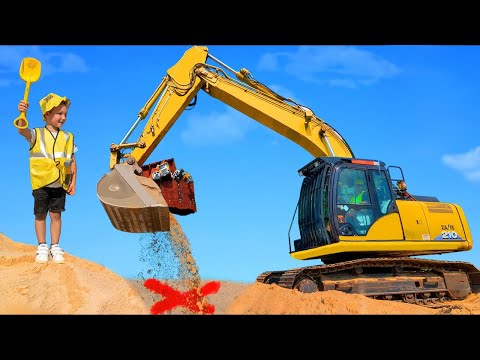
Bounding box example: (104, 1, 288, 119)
(29, 127, 74, 191)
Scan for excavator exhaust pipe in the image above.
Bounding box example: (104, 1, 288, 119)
(97, 164, 170, 233)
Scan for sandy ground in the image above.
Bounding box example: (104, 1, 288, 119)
(2, 232, 480, 315)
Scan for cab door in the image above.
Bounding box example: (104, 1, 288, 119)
(333, 165, 403, 241)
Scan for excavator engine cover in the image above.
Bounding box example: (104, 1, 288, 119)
(97, 158, 196, 233)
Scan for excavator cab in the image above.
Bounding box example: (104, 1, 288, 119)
(291, 156, 472, 264)
(292, 156, 392, 258)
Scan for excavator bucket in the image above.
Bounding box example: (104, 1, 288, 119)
(97, 164, 170, 233)
(97, 159, 197, 234)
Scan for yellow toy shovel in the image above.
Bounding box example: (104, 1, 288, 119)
(14, 57, 42, 129)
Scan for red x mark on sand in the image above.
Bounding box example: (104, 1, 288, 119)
(144, 279, 221, 315)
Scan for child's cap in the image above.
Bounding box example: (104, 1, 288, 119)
(39, 93, 70, 116)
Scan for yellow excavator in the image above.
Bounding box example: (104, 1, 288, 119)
(97, 46, 480, 306)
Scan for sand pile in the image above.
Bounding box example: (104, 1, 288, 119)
(2, 231, 480, 315)
(225, 282, 440, 314)
(0, 232, 148, 314)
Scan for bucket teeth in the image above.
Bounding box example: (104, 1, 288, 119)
(97, 164, 170, 233)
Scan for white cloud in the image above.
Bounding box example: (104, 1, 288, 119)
(442, 146, 480, 182)
(42, 52, 89, 74)
(268, 84, 299, 103)
(0, 46, 40, 73)
(0, 46, 89, 85)
(466, 170, 480, 181)
(257, 46, 400, 88)
(326, 78, 358, 89)
(180, 107, 256, 146)
(257, 52, 283, 71)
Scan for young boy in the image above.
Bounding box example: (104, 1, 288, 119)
(16, 93, 77, 264)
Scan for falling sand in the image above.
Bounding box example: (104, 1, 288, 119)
(138, 213, 207, 314)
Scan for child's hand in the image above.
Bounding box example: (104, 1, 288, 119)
(18, 100, 29, 113)
(67, 183, 76, 196)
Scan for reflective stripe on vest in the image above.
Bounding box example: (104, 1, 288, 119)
(29, 127, 74, 190)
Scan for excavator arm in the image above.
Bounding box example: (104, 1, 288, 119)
(97, 45, 354, 233)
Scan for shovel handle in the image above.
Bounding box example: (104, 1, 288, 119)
(14, 81, 31, 129)
(14, 112, 28, 129)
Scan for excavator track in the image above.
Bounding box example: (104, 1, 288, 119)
(256, 257, 480, 308)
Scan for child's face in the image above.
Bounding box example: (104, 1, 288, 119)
(44, 103, 69, 129)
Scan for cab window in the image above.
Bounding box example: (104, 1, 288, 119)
(337, 168, 370, 205)
(336, 168, 374, 236)
(371, 170, 393, 215)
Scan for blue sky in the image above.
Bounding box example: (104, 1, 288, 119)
(1, 45, 479, 283)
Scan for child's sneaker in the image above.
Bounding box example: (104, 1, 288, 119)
(50, 244, 65, 264)
(35, 243, 49, 264)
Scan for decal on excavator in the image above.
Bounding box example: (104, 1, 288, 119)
(435, 224, 462, 240)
